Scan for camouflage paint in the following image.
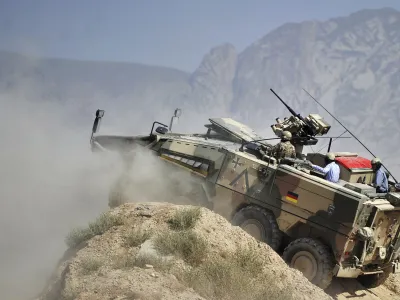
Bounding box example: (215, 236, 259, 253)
(90, 112, 400, 281)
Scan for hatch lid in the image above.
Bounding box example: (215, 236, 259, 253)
(208, 118, 265, 143)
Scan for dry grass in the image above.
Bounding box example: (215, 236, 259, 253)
(150, 206, 206, 266)
(64, 206, 294, 300)
(61, 285, 79, 300)
(124, 227, 153, 248)
(79, 256, 103, 275)
(88, 212, 124, 235)
(134, 253, 174, 271)
(153, 230, 207, 266)
(112, 253, 137, 270)
(64, 227, 93, 249)
(65, 212, 124, 248)
(167, 207, 201, 230)
(180, 245, 295, 300)
(112, 252, 173, 272)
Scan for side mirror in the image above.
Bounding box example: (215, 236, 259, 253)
(169, 108, 182, 132)
(155, 126, 168, 134)
(174, 108, 182, 118)
(92, 109, 105, 134)
(150, 121, 169, 136)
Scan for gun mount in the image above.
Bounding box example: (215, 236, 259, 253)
(270, 89, 331, 155)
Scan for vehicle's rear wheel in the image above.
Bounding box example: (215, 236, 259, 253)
(231, 205, 282, 251)
(282, 238, 334, 289)
(356, 266, 392, 288)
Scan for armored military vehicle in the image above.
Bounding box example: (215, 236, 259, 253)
(89, 89, 400, 290)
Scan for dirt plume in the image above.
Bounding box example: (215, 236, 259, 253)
(35, 202, 334, 300)
(0, 62, 223, 300)
(0, 87, 128, 299)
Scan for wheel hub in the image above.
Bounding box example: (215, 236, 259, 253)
(290, 251, 318, 280)
(241, 219, 263, 240)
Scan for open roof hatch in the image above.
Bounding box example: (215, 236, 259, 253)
(208, 118, 265, 144)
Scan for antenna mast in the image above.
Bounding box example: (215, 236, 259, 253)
(302, 88, 398, 183)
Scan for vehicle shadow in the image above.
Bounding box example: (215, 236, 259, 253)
(325, 277, 399, 300)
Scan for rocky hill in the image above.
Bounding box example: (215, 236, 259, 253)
(34, 202, 400, 300)
(35, 203, 334, 300)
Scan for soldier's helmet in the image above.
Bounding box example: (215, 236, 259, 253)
(281, 131, 292, 141)
(371, 157, 382, 167)
(326, 152, 335, 161)
(371, 157, 381, 164)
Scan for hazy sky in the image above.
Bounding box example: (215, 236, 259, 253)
(1, 0, 399, 71)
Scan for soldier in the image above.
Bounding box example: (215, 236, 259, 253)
(309, 152, 340, 183)
(371, 157, 388, 193)
(271, 131, 296, 160)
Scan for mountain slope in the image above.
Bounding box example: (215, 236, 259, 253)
(1, 8, 399, 166)
(226, 7, 400, 171)
(232, 7, 399, 119)
(0, 50, 191, 129)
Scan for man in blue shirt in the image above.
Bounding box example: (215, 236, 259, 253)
(309, 152, 340, 183)
(371, 157, 388, 193)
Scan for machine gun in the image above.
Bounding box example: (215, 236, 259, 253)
(280, 157, 312, 169)
(269, 89, 331, 154)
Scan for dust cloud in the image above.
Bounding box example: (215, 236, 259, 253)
(0, 91, 117, 299)
(0, 91, 182, 299)
(1, 56, 396, 300)
(0, 59, 233, 299)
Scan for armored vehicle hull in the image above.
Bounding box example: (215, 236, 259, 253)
(89, 111, 400, 290)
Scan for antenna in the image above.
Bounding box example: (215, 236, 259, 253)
(238, 135, 350, 152)
(302, 88, 398, 183)
(315, 130, 348, 153)
(169, 108, 182, 132)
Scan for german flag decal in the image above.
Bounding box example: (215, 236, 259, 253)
(285, 191, 298, 204)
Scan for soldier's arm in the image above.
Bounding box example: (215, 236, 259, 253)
(311, 163, 331, 174)
(270, 143, 279, 155)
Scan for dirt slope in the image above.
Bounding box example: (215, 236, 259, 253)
(386, 274, 400, 295)
(35, 202, 335, 300)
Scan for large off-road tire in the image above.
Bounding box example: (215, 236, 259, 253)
(282, 238, 334, 289)
(356, 266, 392, 288)
(231, 205, 282, 251)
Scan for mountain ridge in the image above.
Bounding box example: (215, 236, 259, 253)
(1, 7, 399, 168)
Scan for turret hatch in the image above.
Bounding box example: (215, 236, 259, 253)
(208, 118, 264, 143)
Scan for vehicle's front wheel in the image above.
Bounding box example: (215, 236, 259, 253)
(282, 238, 335, 289)
(231, 205, 282, 251)
(356, 266, 392, 288)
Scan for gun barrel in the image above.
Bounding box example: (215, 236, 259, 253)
(270, 89, 301, 120)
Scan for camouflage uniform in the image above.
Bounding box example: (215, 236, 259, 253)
(271, 140, 296, 160)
